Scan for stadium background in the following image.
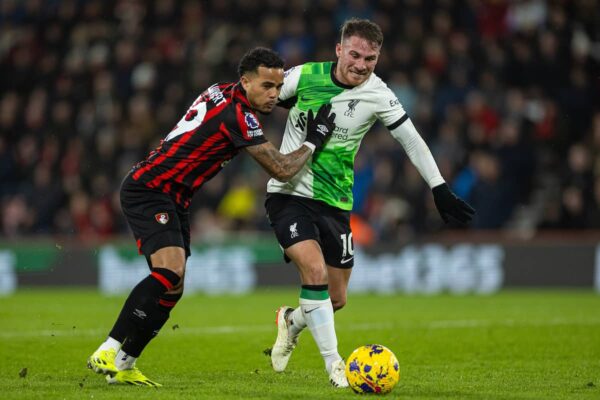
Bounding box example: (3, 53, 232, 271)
(0, 0, 599, 294)
(1, 2, 600, 399)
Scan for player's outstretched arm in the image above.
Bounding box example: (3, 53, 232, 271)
(245, 103, 336, 182)
(388, 116, 474, 224)
(245, 141, 312, 182)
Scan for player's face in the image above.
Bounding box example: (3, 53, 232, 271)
(335, 35, 380, 87)
(241, 66, 284, 114)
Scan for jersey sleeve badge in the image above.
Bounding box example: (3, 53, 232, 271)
(243, 112, 264, 138)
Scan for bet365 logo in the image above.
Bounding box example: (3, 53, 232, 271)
(295, 112, 307, 130)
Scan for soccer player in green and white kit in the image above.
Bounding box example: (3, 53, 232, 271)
(266, 18, 475, 387)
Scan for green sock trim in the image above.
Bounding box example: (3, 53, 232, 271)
(300, 288, 330, 300)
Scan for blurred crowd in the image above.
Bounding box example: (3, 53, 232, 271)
(1, 0, 599, 243)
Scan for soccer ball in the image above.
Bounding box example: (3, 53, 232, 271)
(345, 344, 400, 394)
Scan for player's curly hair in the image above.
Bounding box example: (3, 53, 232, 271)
(340, 18, 383, 47)
(238, 47, 284, 77)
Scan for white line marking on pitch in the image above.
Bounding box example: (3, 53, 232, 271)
(1, 319, 598, 339)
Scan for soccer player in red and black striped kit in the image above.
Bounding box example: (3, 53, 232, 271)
(87, 47, 336, 386)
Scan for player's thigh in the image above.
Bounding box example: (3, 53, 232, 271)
(317, 207, 354, 269)
(153, 209, 190, 280)
(327, 265, 352, 311)
(177, 207, 191, 259)
(120, 178, 188, 276)
(265, 194, 317, 244)
(150, 246, 186, 271)
(317, 207, 353, 307)
(265, 194, 328, 283)
(285, 239, 328, 284)
(265, 194, 319, 253)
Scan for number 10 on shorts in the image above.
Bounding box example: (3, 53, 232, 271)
(340, 233, 354, 257)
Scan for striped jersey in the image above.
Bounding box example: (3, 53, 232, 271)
(267, 62, 409, 210)
(131, 82, 267, 208)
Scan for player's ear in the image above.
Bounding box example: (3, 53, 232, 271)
(240, 74, 252, 91)
(335, 43, 342, 58)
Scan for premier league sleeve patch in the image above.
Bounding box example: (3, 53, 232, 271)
(245, 112, 259, 129)
(231, 104, 267, 147)
(244, 112, 263, 138)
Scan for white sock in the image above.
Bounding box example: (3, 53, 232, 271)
(115, 349, 137, 370)
(288, 307, 306, 337)
(97, 336, 121, 353)
(324, 352, 342, 372)
(300, 297, 342, 373)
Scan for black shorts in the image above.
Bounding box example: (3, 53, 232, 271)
(120, 174, 191, 265)
(265, 193, 354, 269)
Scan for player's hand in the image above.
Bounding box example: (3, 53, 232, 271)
(432, 183, 475, 224)
(305, 104, 336, 151)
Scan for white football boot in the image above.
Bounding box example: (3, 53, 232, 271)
(271, 306, 301, 372)
(328, 359, 349, 388)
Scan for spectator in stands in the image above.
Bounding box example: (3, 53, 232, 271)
(1, 1, 599, 239)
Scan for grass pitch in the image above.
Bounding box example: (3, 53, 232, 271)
(0, 289, 598, 399)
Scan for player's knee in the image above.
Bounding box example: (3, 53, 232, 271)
(303, 262, 328, 284)
(169, 279, 184, 295)
(161, 263, 185, 279)
(331, 295, 347, 311)
(150, 247, 186, 277)
(153, 266, 184, 283)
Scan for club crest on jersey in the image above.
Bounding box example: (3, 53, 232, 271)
(344, 99, 360, 117)
(245, 112, 260, 129)
(155, 213, 169, 225)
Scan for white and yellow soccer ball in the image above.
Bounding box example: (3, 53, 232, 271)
(345, 344, 400, 394)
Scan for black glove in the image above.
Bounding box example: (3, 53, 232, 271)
(432, 183, 475, 224)
(305, 103, 336, 151)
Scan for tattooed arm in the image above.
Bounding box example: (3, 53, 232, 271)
(244, 104, 336, 182)
(245, 142, 312, 182)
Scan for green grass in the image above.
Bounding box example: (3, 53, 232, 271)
(0, 289, 599, 399)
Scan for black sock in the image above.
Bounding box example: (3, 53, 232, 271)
(108, 268, 180, 343)
(158, 292, 183, 308)
(121, 292, 184, 357)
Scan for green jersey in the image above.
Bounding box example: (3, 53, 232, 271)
(268, 61, 435, 210)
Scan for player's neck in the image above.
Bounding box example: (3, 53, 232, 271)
(331, 63, 356, 89)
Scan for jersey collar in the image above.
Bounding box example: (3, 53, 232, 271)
(233, 82, 252, 108)
(330, 62, 356, 90)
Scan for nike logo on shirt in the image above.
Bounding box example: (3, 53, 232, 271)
(340, 257, 353, 264)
